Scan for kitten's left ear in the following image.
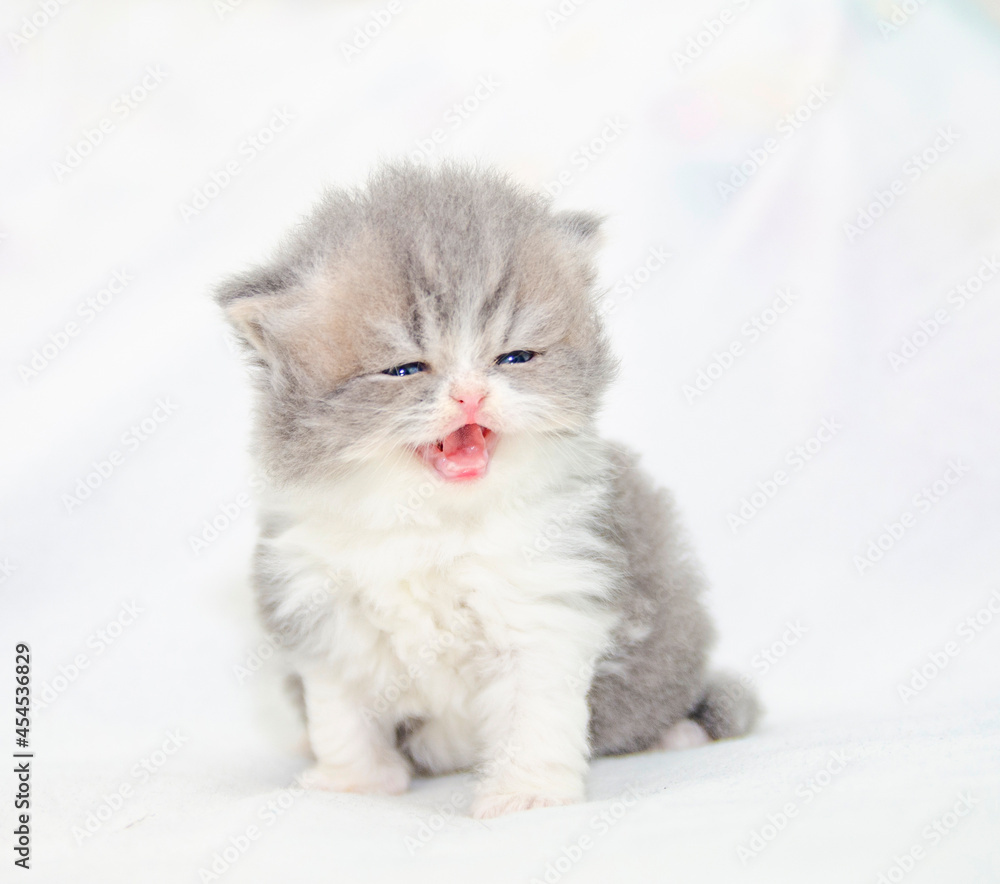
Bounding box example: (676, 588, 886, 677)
(553, 210, 605, 255)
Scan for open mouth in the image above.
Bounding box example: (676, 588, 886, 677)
(416, 423, 498, 481)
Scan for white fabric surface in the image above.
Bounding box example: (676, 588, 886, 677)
(2, 0, 999, 881)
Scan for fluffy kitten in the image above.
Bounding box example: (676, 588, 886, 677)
(216, 163, 759, 818)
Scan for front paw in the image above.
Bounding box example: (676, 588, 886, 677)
(471, 792, 577, 819)
(299, 758, 410, 795)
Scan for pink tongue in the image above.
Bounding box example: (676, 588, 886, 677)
(441, 423, 487, 467)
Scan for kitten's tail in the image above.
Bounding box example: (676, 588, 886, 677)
(689, 672, 761, 740)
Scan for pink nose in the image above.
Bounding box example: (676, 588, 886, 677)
(452, 390, 485, 421)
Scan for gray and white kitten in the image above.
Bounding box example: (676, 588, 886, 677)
(216, 163, 758, 818)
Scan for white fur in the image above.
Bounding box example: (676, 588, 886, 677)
(261, 431, 621, 816)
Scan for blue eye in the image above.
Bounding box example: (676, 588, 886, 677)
(496, 350, 536, 365)
(383, 362, 427, 377)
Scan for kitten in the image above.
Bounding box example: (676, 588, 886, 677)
(216, 162, 759, 819)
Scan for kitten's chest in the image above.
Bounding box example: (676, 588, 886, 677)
(336, 549, 499, 716)
(290, 506, 509, 628)
(359, 560, 484, 652)
(300, 497, 547, 605)
(279, 484, 612, 663)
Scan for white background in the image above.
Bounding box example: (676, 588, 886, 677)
(1, 0, 998, 881)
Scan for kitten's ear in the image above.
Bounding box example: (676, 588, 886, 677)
(214, 264, 303, 361)
(553, 210, 605, 255)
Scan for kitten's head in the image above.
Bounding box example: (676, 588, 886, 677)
(217, 162, 617, 488)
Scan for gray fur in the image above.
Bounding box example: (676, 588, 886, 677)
(217, 161, 758, 763)
(689, 672, 760, 740)
(588, 446, 759, 753)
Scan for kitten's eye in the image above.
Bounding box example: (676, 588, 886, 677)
(382, 362, 428, 377)
(495, 350, 536, 365)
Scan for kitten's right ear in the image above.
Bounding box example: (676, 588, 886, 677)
(214, 264, 301, 361)
(553, 210, 606, 256)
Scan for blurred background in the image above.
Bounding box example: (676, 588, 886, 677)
(1, 0, 998, 881)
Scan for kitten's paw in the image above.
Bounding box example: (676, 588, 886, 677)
(657, 718, 711, 751)
(299, 759, 410, 795)
(471, 792, 576, 819)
